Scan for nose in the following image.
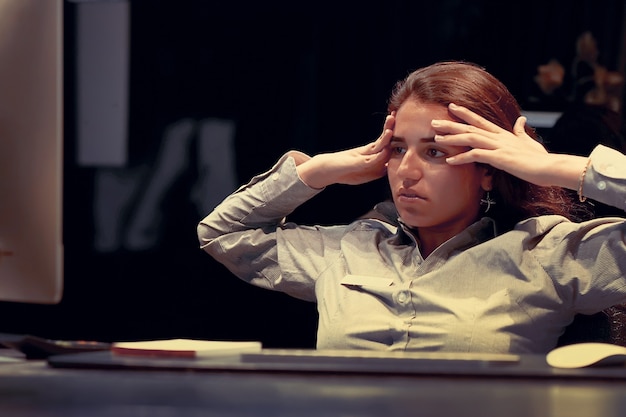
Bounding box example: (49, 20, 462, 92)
(395, 149, 423, 181)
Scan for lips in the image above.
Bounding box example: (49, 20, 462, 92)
(397, 188, 426, 201)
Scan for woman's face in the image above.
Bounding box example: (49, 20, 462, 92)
(387, 101, 492, 234)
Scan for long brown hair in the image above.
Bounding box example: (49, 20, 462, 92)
(387, 61, 586, 231)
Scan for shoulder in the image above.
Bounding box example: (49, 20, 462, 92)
(514, 215, 572, 236)
(511, 214, 625, 253)
(349, 218, 398, 235)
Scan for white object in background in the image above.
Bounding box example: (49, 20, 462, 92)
(521, 111, 563, 128)
(76, 0, 130, 166)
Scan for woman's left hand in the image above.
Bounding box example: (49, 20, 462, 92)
(431, 103, 586, 189)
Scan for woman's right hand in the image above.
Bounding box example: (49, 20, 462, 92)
(295, 113, 395, 189)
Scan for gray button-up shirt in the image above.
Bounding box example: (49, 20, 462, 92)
(198, 145, 626, 354)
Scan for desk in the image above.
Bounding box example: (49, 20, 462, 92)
(1, 350, 626, 417)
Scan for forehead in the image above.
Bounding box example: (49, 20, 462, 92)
(394, 101, 451, 141)
(396, 101, 450, 121)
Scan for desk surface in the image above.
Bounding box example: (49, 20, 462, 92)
(2, 349, 626, 417)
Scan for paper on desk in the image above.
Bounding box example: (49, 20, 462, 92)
(111, 339, 262, 358)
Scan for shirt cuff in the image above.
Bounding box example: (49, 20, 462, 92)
(584, 145, 626, 211)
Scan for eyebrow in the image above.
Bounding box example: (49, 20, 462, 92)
(390, 136, 435, 144)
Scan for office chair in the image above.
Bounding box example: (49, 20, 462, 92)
(557, 305, 626, 347)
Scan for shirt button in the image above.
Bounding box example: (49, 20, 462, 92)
(397, 291, 409, 304)
(596, 181, 607, 191)
(271, 173, 280, 181)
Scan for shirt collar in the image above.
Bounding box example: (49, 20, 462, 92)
(369, 200, 499, 250)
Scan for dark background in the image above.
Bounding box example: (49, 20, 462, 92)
(0, 0, 624, 348)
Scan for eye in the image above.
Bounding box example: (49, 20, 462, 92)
(389, 140, 407, 156)
(392, 146, 407, 155)
(426, 148, 446, 158)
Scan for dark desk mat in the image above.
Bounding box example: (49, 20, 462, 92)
(46, 349, 626, 380)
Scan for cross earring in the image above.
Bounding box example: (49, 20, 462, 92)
(480, 191, 496, 213)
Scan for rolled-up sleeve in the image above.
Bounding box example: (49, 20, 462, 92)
(583, 145, 626, 212)
(197, 153, 323, 300)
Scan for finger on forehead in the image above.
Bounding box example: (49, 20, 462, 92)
(431, 118, 471, 134)
(448, 103, 504, 130)
(435, 131, 499, 150)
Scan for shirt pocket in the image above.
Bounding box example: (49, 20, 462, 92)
(340, 274, 394, 288)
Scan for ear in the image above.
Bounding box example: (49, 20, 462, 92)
(479, 165, 494, 191)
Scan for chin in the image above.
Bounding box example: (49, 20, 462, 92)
(396, 213, 425, 229)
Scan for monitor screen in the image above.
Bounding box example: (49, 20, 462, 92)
(0, 0, 63, 304)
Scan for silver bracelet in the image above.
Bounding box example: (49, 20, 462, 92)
(578, 157, 591, 203)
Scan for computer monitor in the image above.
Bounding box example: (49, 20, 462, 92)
(0, 0, 63, 304)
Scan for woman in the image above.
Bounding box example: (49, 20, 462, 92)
(197, 61, 626, 354)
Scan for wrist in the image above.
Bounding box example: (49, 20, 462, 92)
(295, 154, 333, 190)
(545, 154, 589, 191)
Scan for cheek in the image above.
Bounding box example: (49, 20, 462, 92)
(455, 168, 485, 198)
(386, 161, 399, 183)
(434, 167, 481, 197)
